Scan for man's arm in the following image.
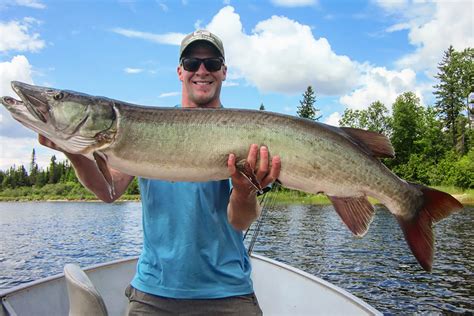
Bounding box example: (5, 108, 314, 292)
(227, 144, 281, 231)
(39, 135, 134, 203)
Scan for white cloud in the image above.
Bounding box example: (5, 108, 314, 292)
(324, 112, 341, 126)
(377, 0, 474, 75)
(0, 136, 66, 170)
(14, 0, 46, 9)
(0, 18, 45, 52)
(0, 55, 36, 139)
(271, 0, 317, 7)
(339, 66, 423, 110)
(159, 91, 179, 98)
(205, 6, 359, 95)
(112, 27, 184, 45)
(0, 55, 33, 97)
(222, 80, 239, 87)
(112, 6, 360, 95)
(124, 67, 144, 74)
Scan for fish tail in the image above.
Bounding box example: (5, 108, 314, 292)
(397, 184, 463, 271)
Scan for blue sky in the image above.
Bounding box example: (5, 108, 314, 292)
(0, 0, 473, 170)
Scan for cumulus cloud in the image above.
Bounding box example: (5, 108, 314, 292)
(0, 18, 45, 52)
(112, 28, 184, 45)
(206, 6, 359, 95)
(0, 136, 65, 170)
(124, 67, 144, 74)
(0, 56, 36, 139)
(270, 0, 317, 7)
(324, 112, 341, 126)
(339, 66, 423, 110)
(377, 0, 474, 74)
(113, 6, 359, 95)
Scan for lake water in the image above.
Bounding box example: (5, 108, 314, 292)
(0, 201, 472, 315)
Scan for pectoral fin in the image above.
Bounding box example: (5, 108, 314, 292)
(235, 159, 263, 194)
(92, 152, 115, 198)
(328, 195, 375, 237)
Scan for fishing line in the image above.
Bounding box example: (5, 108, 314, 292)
(244, 181, 280, 255)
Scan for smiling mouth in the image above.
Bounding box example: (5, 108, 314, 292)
(193, 81, 213, 85)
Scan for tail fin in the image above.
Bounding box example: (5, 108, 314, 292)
(397, 184, 463, 272)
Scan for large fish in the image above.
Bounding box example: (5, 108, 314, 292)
(2, 81, 462, 271)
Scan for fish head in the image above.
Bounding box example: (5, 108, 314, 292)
(1, 81, 117, 154)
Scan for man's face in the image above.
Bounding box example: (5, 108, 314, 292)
(177, 42, 227, 108)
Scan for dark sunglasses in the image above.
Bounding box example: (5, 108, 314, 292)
(181, 57, 224, 72)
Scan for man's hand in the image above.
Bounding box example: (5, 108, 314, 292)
(228, 144, 281, 197)
(227, 144, 281, 230)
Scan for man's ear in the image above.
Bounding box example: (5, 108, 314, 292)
(177, 65, 183, 81)
(222, 64, 227, 81)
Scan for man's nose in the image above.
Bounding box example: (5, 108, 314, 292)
(195, 62, 209, 74)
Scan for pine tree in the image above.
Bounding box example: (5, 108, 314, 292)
(433, 46, 466, 150)
(259, 103, 265, 111)
(29, 149, 39, 186)
(297, 86, 321, 121)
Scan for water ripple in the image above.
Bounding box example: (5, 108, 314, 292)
(0, 202, 472, 315)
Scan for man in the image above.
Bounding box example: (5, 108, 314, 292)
(40, 29, 281, 315)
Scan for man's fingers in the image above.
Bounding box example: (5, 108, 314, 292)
(262, 155, 281, 188)
(247, 144, 258, 170)
(256, 146, 269, 181)
(227, 153, 237, 176)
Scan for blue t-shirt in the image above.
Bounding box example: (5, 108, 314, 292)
(131, 178, 253, 299)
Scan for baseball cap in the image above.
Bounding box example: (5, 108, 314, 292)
(179, 30, 225, 61)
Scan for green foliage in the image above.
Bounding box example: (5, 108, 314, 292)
(126, 177, 140, 195)
(389, 92, 424, 166)
(297, 86, 321, 121)
(259, 103, 265, 111)
(434, 46, 474, 150)
(339, 101, 391, 135)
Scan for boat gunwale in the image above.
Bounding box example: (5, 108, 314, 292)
(1, 254, 381, 315)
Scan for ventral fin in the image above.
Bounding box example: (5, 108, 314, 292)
(341, 127, 395, 158)
(328, 195, 375, 237)
(92, 152, 115, 198)
(235, 159, 263, 194)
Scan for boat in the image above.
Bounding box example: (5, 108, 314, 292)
(0, 254, 381, 315)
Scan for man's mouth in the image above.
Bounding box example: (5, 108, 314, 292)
(192, 80, 213, 85)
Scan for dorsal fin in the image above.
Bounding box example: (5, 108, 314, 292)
(340, 127, 395, 158)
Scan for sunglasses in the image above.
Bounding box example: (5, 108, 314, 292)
(181, 57, 224, 72)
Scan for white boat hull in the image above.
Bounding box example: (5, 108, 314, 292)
(0, 254, 381, 316)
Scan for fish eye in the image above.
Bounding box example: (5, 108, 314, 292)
(53, 92, 64, 100)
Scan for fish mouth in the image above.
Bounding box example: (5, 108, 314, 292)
(11, 81, 50, 123)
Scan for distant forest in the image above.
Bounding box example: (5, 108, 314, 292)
(1, 46, 472, 200)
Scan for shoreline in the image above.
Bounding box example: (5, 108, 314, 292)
(1, 191, 472, 206)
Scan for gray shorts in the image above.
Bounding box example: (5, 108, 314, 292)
(125, 284, 263, 316)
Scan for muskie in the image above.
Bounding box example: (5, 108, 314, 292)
(2, 81, 462, 271)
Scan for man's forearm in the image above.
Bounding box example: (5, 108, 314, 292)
(227, 189, 261, 231)
(65, 153, 132, 203)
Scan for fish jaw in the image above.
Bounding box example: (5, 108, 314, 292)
(11, 81, 54, 123)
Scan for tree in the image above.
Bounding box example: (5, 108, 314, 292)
(389, 92, 424, 166)
(259, 103, 265, 111)
(339, 101, 391, 135)
(297, 86, 321, 120)
(29, 149, 39, 186)
(433, 46, 469, 150)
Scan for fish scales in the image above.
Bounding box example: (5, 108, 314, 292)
(1, 81, 463, 271)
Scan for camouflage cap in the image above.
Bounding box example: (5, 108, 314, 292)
(179, 30, 225, 60)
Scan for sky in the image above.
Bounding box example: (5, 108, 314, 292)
(0, 0, 473, 170)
